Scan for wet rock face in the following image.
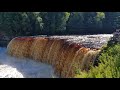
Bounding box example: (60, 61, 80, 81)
(0, 41, 9, 47)
(0, 33, 11, 47)
(108, 29, 120, 45)
(114, 29, 120, 38)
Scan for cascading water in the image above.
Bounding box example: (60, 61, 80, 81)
(7, 34, 113, 78)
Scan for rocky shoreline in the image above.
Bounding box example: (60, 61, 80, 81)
(0, 34, 11, 47)
(0, 40, 10, 47)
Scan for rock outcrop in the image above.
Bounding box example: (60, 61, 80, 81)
(108, 29, 120, 45)
(0, 33, 11, 47)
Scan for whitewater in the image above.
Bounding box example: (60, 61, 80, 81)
(0, 47, 56, 78)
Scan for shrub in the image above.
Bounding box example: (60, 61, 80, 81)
(75, 44, 120, 78)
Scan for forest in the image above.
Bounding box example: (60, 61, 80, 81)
(0, 12, 120, 38)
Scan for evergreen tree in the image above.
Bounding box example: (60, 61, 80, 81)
(0, 12, 119, 36)
(83, 12, 97, 29)
(66, 12, 84, 34)
(113, 12, 120, 29)
(41, 12, 70, 35)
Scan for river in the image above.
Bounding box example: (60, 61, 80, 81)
(0, 34, 113, 78)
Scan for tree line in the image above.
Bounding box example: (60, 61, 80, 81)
(0, 12, 119, 37)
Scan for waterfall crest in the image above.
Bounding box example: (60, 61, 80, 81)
(7, 35, 112, 78)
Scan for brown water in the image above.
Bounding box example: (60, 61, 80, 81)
(7, 34, 113, 78)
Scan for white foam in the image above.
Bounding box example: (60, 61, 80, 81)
(0, 47, 56, 78)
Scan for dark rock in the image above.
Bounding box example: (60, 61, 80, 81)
(0, 41, 9, 47)
(108, 29, 120, 45)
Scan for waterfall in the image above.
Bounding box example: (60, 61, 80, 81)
(7, 35, 112, 78)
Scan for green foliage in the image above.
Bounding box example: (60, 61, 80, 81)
(113, 12, 120, 29)
(95, 12, 105, 29)
(83, 12, 97, 29)
(0, 12, 44, 37)
(75, 44, 120, 78)
(66, 12, 84, 34)
(41, 12, 70, 35)
(96, 12, 105, 21)
(103, 12, 120, 31)
(0, 12, 120, 36)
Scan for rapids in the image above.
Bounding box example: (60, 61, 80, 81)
(0, 47, 55, 78)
